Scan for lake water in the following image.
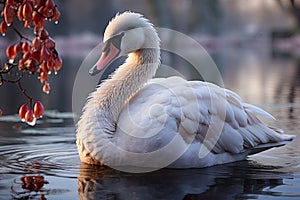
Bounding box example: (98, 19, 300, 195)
(1, 46, 300, 199)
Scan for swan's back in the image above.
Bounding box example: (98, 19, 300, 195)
(113, 76, 294, 168)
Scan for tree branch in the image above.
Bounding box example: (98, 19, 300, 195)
(11, 26, 31, 41)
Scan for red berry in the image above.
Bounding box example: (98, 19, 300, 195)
(25, 110, 34, 123)
(32, 0, 42, 9)
(45, 0, 55, 8)
(6, 0, 17, 6)
(0, 108, 3, 116)
(34, 182, 44, 190)
(6, 44, 16, 59)
(14, 42, 22, 54)
(18, 58, 25, 70)
(22, 2, 33, 21)
(17, 4, 25, 21)
(39, 29, 49, 40)
(44, 37, 55, 49)
(19, 104, 29, 120)
(43, 82, 50, 94)
(32, 11, 45, 28)
(32, 11, 41, 26)
(39, 61, 48, 72)
(33, 101, 44, 118)
(0, 21, 8, 35)
(23, 19, 32, 28)
(22, 51, 31, 61)
(32, 37, 42, 51)
(53, 55, 62, 72)
(39, 71, 48, 83)
(24, 59, 36, 72)
(24, 176, 33, 183)
(53, 7, 60, 23)
(31, 51, 42, 64)
(45, 59, 52, 71)
(21, 41, 31, 53)
(42, 5, 54, 18)
(3, 4, 15, 26)
(40, 46, 50, 61)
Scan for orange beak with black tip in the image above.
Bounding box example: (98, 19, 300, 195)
(89, 32, 124, 76)
(89, 43, 120, 76)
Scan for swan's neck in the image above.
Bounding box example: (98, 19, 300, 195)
(91, 48, 160, 133)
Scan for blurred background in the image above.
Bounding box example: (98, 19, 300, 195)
(0, 0, 299, 124)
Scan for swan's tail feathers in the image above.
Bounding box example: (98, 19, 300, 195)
(241, 103, 296, 148)
(243, 103, 276, 120)
(268, 126, 296, 141)
(268, 126, 284, 134)
(247, 139, 294, 156)
(245, 126, 295, 155)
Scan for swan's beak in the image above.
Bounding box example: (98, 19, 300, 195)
(89, 43, 120, 76)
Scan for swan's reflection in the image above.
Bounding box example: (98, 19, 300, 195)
(78, 161, 290, 200)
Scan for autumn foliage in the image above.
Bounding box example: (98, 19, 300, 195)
(0, 0, 62, 125)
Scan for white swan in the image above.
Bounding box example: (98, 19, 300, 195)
(76, 12, 294, 170)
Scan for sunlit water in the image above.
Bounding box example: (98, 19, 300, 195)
(1, 48, 300, 199)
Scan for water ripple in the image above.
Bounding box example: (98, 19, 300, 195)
(0, 120, 80, 179)
(1, 112, 300, 199)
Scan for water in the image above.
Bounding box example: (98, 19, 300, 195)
(1, 48, 300, 199)
(0, 112, 79, 199)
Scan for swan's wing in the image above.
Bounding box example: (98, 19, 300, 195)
(117, 76, 294, 154)
(115, 77, 183, 152)
(116, 76, 205, 153)
(189, 80, 294, 154)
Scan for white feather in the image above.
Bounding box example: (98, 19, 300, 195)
(243, 103, 276, 120)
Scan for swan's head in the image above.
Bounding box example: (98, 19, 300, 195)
(89, 12, 160, 75)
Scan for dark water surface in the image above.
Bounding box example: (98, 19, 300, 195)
(1, 48, 300, 199)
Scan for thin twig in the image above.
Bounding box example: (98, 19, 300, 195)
(17, 77, 32, 106)
(11, 26, 32, 41)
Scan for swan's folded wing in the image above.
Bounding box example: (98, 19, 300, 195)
(116, 77, 182, 152)
(117, 77, 294, 154)
(188, 81, 294, 154)
(118, 76, 203, 138)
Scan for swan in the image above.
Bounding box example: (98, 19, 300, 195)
(76, 12, 294, 170)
